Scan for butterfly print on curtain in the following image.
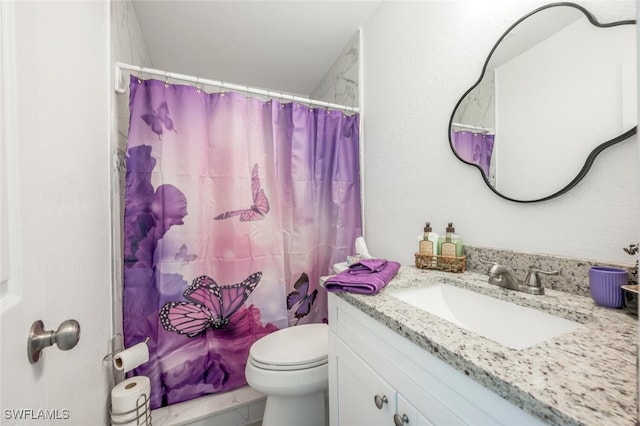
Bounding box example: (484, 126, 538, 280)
(160, 272, 262, 337)
(175, 244, 197, 264)
(141, 101, 175, 138)
(214, 163, 270, 221)
(286, 272, 318, 324)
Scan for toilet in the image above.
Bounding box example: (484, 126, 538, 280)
(245, 323, 329, 426)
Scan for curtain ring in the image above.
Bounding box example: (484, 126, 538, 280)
(220, 83, 225, 97)
(136, 70, 143, 84)
(245, 85, 250, 101)
(195, 77, 202, 93)
(164, 72, 170, 88)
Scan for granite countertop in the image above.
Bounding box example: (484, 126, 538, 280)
(330, 266, 638, 426)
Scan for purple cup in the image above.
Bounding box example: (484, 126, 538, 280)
(589, 266, 629, 308)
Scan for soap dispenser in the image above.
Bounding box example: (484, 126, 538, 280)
(418, 222, 439, 257)
(438, 222, 463, 257)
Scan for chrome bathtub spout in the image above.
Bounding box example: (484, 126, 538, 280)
(479, 259, 558, 296)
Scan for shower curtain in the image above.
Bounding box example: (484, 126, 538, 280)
(450, 130, 494, 177)
(123, 76, 361, 408)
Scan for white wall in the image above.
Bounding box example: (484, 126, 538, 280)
(361, 0, 638, 264)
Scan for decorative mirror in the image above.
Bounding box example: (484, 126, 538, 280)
(449, 2, 637, 203)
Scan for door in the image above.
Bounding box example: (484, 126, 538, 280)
(0, 2, 111, 424)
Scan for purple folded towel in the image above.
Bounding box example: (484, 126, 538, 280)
(325, 261, 401, 295)
(348, 258, 388, 275)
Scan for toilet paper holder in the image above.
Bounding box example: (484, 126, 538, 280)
(103, 334, 124, 364)
(104, 336, 152, 425)
(110, 392, 151, 426)
(103, 336, 149, 361)
(103, 335, 150, 385)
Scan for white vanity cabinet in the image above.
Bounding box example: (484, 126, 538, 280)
(327, 293, 546, 426)
(397, 394, 431, 426)
(332, 338, 395, 425)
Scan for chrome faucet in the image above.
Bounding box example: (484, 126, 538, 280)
(479, 259, 558, 295)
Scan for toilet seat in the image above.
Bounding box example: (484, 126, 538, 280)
(249, 356, 327, 371)
(249, 323, 328, 371)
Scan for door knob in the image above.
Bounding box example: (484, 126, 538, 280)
(27, 319, 80, 364)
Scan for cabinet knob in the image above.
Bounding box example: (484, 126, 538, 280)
(393, 413, 409, 425)
(373, 394, 388, 409)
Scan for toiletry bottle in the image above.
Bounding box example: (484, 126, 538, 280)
(418, 222, 439, 257)
(438, 222, 463, 257)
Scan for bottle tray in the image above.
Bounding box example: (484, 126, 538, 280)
(414, 253, 466, 273)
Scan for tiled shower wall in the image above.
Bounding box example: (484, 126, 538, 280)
(310, 30, 359, 107)
(110, 0, 152, 344)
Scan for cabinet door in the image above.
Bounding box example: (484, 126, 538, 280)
(397, 394, 432, 426)
(334, 337, 395, 426)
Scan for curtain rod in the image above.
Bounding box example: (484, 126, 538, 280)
(114, 62, 359, 114)
(451, 122, 493, 133)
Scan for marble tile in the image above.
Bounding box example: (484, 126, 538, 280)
(310, 31, 359, 108)
(111, 1, 152, 69)
(110, 0, 153, 357)
(452, 69, 495, 131)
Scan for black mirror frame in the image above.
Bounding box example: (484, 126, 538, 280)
(448, 2, 637, 203)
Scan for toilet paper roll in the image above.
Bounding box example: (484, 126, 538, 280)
(111, 376, 151, 426)
(113, 341, 149, 373)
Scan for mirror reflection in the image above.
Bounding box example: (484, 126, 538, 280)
(449, 3, 637, 202)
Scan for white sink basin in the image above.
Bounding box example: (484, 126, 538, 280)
(389, 283, 584, 350)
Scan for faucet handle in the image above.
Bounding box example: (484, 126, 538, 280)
(525, 267, 559, 289)
(479, 258, 502, 276)
(479, 258, 498, 271)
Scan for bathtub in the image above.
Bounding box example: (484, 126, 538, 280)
(151, 386, 266, 426)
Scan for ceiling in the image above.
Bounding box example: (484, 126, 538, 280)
(132, 1, 382, 96)
(489, 5, 584, 69)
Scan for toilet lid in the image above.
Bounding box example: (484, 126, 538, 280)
(249, 323, 328, 371)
